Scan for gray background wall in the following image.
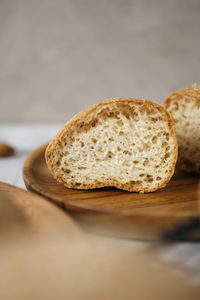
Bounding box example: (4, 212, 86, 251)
(1, 0, 200, 122)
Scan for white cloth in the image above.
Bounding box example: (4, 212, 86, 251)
(0, 123, 62, 188)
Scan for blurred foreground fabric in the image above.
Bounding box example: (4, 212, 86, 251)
(0, 188, 200, 300)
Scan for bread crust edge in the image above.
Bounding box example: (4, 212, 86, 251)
(164, 85, 200, 109)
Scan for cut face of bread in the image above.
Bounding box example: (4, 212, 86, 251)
(164, 85, 200, 174)
(46, 98, 177, 193)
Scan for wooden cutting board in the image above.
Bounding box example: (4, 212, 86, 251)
(0, 182, 80, 235)
(23, 144, 200, 240)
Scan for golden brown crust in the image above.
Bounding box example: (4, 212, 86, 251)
(164, 84, 200, 109)
(45, 98, 178, 193)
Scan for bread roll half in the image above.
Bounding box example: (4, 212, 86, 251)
(164, 84, 200, 174)
(46, 98, 177, 193)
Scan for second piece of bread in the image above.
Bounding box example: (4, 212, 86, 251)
(164, 84, 200, 174)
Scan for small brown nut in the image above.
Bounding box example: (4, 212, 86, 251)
(0, 143, 15, 157)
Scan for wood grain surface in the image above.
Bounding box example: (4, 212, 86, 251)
(23, 144, 200, 240)
(0, 181, 80, 235)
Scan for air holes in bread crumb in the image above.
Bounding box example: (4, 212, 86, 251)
(91, 118, 98, 127)
(124, 150, 131, 155)
(152, 136, 157, 144)
(143, 158, 149, 166)
(165, 152, 170, 159)
(107, 151, 113, 159)
(117, 120, 124, 126)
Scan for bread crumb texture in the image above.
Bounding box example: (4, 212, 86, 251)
(46, 98, 177, 192)
(164, 84, 200, 174)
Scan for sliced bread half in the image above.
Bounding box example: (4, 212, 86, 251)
(164, 84, 200, 174)
(45, 98, 177, 192)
